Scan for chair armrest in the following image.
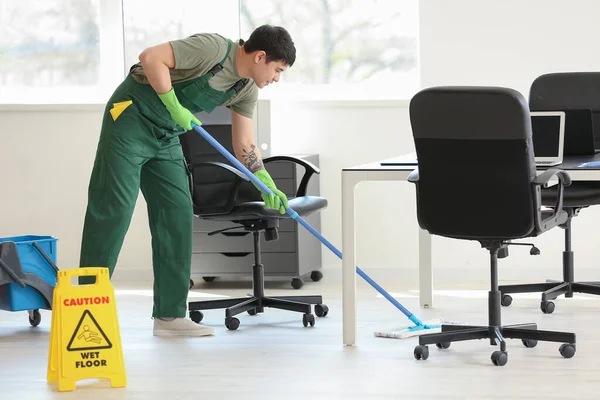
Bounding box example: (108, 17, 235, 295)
(533, 168, 571, 232)
(533, 168, 571, 187)
(263, 155, 320, 197)
(263, 156, 321, 174)
(407, 168, 419, 183)
(187, 161, 250, 183)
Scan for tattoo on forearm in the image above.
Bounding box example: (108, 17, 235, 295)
(242, 144, 264, 172)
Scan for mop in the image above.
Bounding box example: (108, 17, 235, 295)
(191, 123, 452, 338)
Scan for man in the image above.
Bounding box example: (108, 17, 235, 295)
(78, 25, 295, 337)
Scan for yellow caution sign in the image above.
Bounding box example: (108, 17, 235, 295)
(47, 267, 126, 392)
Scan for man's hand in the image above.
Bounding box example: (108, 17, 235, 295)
(157, 88, 201, 130)
(253, 170, 289, 214)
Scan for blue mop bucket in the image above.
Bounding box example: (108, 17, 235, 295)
(0, 235, 58, 315)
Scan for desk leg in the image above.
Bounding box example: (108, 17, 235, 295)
(342, 172, 360, 346)
(419, 228, 433, 308)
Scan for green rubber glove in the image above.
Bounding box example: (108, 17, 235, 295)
(253, 170, 289, 214)
(157, 88, 201, 130)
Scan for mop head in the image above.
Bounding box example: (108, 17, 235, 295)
(374, 318, 466, 339)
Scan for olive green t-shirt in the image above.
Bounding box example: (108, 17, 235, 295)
(129, 33, 259, 119)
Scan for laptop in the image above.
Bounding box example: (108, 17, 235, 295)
(530, 111, 566, 166)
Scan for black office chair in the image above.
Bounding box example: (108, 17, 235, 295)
(500, 72, 600, 314)
(179, 127, 329, 331)
(407, 86, 576, 366)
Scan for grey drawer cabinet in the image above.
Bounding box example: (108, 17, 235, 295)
(190, 154, 324, 289)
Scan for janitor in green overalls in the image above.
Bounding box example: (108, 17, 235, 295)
(78, 25, 296, 337)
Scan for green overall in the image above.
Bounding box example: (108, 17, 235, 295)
(79, 40, 246, 318)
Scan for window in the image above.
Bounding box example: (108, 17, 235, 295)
(0, 0, 418, 104)
(0, 0, 123, 104)
(122, 0, 240, 72)
(240, 0, 419, 100)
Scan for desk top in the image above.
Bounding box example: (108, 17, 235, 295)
(343, 152, 600, 179)
(343, 154, 417, 172)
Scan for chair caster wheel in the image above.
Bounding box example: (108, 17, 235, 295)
(435, 342, 450, 349)
(202, 276, 216, 282)
(522, 339, 538, 348)
(414, 345, 429, 360)
(291, 278, 303, 290)
(315, 304, 329, 317)
(559, 343, 576, 358)
(28, 309, 41, 327)
(190, 310, 204, 323)
(302, 313, 315, 327)
(247, 309, 257, 316)
(541, 301, 555, 314)
(491, 350, 508, 366)
(501, 294, 512, 307)
(189, 279, 194, 289)
(310, 270, 323, 282)
(225, 317, 240, 330)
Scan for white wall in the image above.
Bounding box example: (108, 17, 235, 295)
(419, 0, 600, 95)
(268, 100, 420, 275)
(0, 106, 153, 282)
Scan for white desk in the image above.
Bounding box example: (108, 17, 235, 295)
(341, 153, 600, 346)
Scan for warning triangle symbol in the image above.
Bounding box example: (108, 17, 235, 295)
(66, 309, 113, 352)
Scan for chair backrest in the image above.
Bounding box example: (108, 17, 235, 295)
(530, 72, 600, 156)
(530, 72, 600, 110)
(178, 108, 260, 215)
(409, 86, 538, 240)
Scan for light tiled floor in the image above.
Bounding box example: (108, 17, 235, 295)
(1, 269, 600, 400)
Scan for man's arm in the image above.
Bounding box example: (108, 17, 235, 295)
(138, 42, 200, 130)
(231, 109, 264, 172)
(231, 108, 289, 213)
(138, 43, 175, 94)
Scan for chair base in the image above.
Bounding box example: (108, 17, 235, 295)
(187, 228, 329, 330)
(188, 294, 328, 330)
(499, 217, 600, 313)
(414, 241, 577, 366)
(414, 322, 576, 366)
(500, 280, 600, 314)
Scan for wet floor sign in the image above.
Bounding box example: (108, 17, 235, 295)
(47, 267, 126, 392)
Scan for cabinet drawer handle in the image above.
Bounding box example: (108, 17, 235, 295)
(221, 252, 251, 258)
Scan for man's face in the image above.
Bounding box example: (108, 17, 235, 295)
(252, 51, 288, 89)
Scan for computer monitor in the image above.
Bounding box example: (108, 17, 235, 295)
(591, 110, 600, 151)
(530, 111, 565, 166)
(556, 109, 598, 155)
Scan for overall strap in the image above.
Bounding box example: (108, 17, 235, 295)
(207, 39, 232, 76)
(230, 78, 248, 94)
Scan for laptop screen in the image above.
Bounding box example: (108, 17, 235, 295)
(531, 115, 562, 157)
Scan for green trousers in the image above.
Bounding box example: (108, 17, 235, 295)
(79, 75, 193, 318)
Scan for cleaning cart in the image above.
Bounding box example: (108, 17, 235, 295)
(0, 235, 59, 326)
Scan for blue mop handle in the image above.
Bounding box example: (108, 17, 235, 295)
(191, 123, 422, 325)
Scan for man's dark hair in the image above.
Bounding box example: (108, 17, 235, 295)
(241, 25, 296, 67)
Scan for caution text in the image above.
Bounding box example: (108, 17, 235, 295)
(63, 297, 110, 307)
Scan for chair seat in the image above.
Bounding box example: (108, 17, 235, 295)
(542, 182, 600, 208)
(202, 196, 327, 221)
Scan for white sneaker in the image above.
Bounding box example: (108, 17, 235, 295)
(153, 318, 214, 337)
